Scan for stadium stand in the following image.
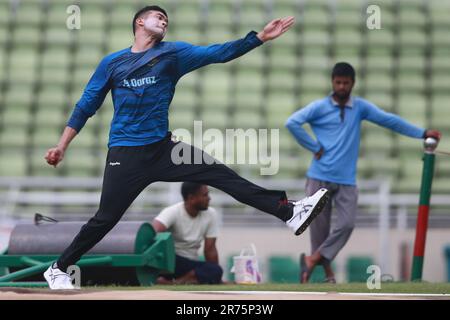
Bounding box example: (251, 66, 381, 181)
(0, 0, 449, 194)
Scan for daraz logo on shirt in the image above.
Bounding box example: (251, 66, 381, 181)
(123, 76, 157, 88)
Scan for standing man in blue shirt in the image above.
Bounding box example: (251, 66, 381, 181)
(286, 62, 441, 283)
(43, 6, 330, 289)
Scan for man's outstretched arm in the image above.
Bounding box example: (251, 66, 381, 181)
(363, 101, 442, 141)
(176, 17, 295, 77)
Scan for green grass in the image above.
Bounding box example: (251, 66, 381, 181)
(92, 282, 450, 294)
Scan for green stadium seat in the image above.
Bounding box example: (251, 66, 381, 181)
(74, 47, 104, 68)
(267, 69, 296, 93)
(171, 88, 198, 111)
(335, 28, 362, 49)
(399, 7, 426, 28)
(201, 69, 231, 97)
(268, 47, 297, 70)
(70, 125, 99, 149)
(432, 28, 450, 49)
(205, 2, 232, 28)
(64, 149, 102, 177)
(238, 1, 267, 28)
(77, 3, 107, 29)
(201, 109, 228, 129)
(0, 1, 10, 27)
(172, 2, 202, 28)
(398, 94, 427, 127)
(226, 253, 238, 282)
(399, 29, 427, 50)
(298, 71, 329, 93)
(363, 126, 395, 156)
(44, 28, 74, 48)
(431, 73, 450, 94)
(14, 2, 44, 26)
(110, 3, 136, 28)
(1, 105, 32, 127)
(430, 2, 450, 31)
(0, 27, 8, 53)
(272, 2, 300, 19)
(397, 135, 424, 158)
(0, 125, 28, 149)
(302, 6, 330, 30)
(366, 29, 395, 47)
(46, 3, 70, 27)
(431, 54, 450, 75)
(232, 109, 263, 129)
(369, 94, 395, 113)
(204, 27, 234, 44)
(109, 27, 134, 52)
(170, 109, 196, 131)
(31, 126, 62, 148)
(301, 55, 332, 72)
(302, 29, 330, 50)
(334, 1, 363, 28)
(35, 108, 66, 129)
(172, 25, 204, 44)
(0, 151, 27, 176)
(235, 90, 262, 111)
(3, 87, 33, 110)
(235, 50, 265, 70)
(268, 256, 298, 283)
(346, 256, 374, 282)
(431, 94, 450, 128)
(77, 29, 106, 48)
(365, 55, 394, 72)
(365, 71, 393, 93)
(37, 87, 67, 108)
(42, 47, 70, 68)
(8, 49, 38, 82)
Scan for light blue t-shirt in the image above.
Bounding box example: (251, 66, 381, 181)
(285, 96, 425, 185)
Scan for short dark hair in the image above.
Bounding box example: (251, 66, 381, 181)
(181, 182, 204, 200)
(331, 62, 355, 81)
(132, 5, 168, 35)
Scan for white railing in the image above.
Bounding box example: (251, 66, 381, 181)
(1, 177, 450, 220)
(0, 177, 387, 218)
(0, 176, 449, 277)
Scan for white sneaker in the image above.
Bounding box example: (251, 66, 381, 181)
(44, 264, 75, 290)
(286, 188, 329, 236)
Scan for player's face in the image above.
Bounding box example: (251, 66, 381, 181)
(142, 11, 169, 39)
(332, 76, 354, 100)
(193, 186, 210, 211)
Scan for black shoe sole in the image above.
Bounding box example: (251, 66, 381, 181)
(295, 190, 330, 236)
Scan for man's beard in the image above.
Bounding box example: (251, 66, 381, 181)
(334, 91, 350, 100)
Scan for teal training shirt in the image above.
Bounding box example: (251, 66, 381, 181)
(285, 95, 426, 185)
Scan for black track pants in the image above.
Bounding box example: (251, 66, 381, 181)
(57, 134, 291, 270)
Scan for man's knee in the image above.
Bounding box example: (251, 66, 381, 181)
(196, 262, 223, 284)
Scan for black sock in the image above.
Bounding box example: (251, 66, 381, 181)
(54, 261, 67, 273)
(278, 202, 294, 222)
